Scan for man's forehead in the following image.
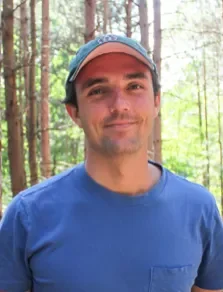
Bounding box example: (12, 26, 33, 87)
(76, 55, 151, 82)
(77, 53, 147, 77)
(86, 52, 147, 66)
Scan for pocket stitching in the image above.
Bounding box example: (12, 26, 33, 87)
(149, 265, 196, 292)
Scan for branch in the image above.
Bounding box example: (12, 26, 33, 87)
(13, 0, 27, 13)
(161, 41, 219, 61)
(36, 124, 76, 134)
(163, 27, 223, 36)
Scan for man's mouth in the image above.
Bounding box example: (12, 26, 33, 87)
(104, 121, 137, 129)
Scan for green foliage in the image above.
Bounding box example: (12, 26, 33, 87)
(161, 0, 223, 213)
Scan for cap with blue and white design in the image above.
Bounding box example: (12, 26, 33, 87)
(64, 34, 159, 105)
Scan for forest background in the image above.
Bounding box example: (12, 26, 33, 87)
(0, 0, 223, 218)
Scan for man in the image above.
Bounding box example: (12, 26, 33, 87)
(0, 34, 222, 292)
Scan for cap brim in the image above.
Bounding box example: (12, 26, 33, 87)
(69, 42, 153, 82)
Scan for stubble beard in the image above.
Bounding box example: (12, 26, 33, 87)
(83, 112, 145, 156)
(96, 134, 142, 156)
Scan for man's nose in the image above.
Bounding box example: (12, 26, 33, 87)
(110, 89, 130, 113)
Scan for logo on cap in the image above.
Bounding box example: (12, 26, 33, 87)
(98, 34, 118, 44)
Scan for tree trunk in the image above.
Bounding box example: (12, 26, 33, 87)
(2, 0, 26, 195)
(28, 0, 38, 185)
(153, 0, 162, 163)
(215, 48, 223, 215)
(108, 3, 113, 33)
(221, 0, 223, 216)
(125, 0, 132, 38)
(0, 0, 3, 218)
(84, 0, 96, 43)
(138, 0, 153, 160)
(20, 0, 29, 106)
(18, 24, 27, 189)
(20, 0, 29, 189)
(195, 67, 203, 145)
(40, 0, 51, 178)
(103, 0, 108, 34)
(217, 81, 223, 216)
(84, 0, 96, 158)
(138, 0, 149, 52)
(195, 64, 206, 189)
(202, 48, 210, 189)
(0, 114, 2, 218)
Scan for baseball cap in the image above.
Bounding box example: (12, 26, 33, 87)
(64, 34, 160, 105)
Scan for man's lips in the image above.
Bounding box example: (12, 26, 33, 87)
(104, 121, 138, 128)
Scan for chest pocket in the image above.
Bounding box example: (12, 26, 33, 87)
(149, 265, 197, 292)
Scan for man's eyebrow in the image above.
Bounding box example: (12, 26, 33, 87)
(81, 77, 109, 90)
(80, 72, 148, 90)
(124, 72, 148, 80)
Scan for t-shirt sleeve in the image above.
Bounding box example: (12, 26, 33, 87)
(0, 195, 32, 291)
(194, 196, 223, 290)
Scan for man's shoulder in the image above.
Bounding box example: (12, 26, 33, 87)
(165, 167, 218, 209)
(1, 163, 87, 238)
(18, 162, 85, 204)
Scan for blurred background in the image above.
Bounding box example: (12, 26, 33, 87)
(0, 0, 222, 217)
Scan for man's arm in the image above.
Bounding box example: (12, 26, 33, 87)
(0, 196, 31, 291)
(192, 284, 222, 292)
(192, 191, 223, 291)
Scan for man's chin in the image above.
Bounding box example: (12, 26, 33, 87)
(101, 140, 141, 155)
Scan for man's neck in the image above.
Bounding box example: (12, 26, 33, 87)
(85, 150, 161, 196)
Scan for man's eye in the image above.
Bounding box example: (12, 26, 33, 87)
(88, 88, 104, 96)
(128, 83, 143, 90)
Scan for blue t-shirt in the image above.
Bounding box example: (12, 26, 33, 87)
(0, 162, 223, 292)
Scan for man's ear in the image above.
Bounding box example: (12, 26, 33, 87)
(65, 105, 82, 128)
(154, 91, 161, 118)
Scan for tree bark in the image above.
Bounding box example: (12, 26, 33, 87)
(138, 0, 149, 51)
(103, 0, 108, 34)
(125, 0, 132, 38)
(108, 2, 113, 33)
(0, 119, 2, 218)
(40, 0, 51, 178)
(18, 23, 27, 189)
(138, 0, 153, 160)
(153, 0, 162, 163)
(84, 0, 96, 43)
(84, 0, 96, 158)
(221, 0, 223, 216)
(2, 0, 26, 195)
(20, 0, 29, 106)
(195, 67, 203, 145)
(28, 0, 38, 185)
(20, 0, 29, 189)
(0, 0, 3, 218)
(217, 78, 223, 216)
(215, 47, 223, 215)
(202, 48, 210, 189)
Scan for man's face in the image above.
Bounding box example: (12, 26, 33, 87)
(67, 53, 160, 156)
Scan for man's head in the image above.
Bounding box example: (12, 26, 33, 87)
(64, 34, 160, 156)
